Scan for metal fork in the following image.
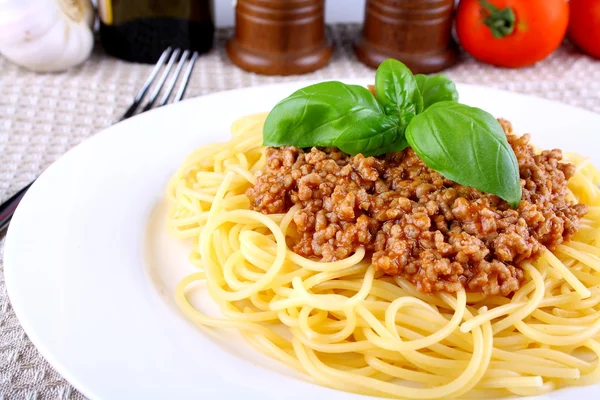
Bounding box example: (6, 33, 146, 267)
(0, 47, 199, 233)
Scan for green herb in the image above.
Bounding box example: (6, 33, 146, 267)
(374, 59, 423, 128)
(263, 81, 406, 156)
(262, 59, 522, 207)
(415, 74, 459, 109)
(406, 102, 521, 208)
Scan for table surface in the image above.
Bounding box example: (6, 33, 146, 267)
(1, 25, 600, 399)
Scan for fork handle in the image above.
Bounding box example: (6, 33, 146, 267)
(0, 180, 34, 233)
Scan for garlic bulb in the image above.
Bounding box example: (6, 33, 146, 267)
(0, 0, 94, 72)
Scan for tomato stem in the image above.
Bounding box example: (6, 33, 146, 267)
(479, 0, 516, 38)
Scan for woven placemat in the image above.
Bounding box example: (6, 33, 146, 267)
(1, 24, 599, 399)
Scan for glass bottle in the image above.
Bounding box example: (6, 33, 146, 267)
(98, 0, 214, 64)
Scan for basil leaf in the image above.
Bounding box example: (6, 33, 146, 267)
(263, 81, 403, 156)
(415, 74, 459, 109)
(406, 102, 522, 208)
(375, 59, 423, 127)
(365, 135, 409, 155)
(334, 124, 407, 156)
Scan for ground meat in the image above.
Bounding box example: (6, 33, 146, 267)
(246, 119, 588, 296)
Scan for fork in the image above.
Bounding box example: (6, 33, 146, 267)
(0, 47, 199, 233)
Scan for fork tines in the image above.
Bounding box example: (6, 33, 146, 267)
(121, 47, 199, 121)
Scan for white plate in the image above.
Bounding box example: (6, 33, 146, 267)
(5, 80, 600, 400)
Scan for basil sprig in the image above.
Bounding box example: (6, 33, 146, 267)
(263, 59, 522, 208)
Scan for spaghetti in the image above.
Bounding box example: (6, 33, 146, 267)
(167, 113, 600, 399)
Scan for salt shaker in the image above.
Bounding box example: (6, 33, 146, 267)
(354, 0, 458, 73)
(227, 0, 332, 75)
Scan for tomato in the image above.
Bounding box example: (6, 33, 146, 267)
(456, 0, 569, 68)
(568, 0, 600, 59)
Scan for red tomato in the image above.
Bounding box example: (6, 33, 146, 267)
(456, 0, 569, 68)
(568, 0, 600, 59)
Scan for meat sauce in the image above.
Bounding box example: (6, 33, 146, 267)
(247, 120, 587, 295)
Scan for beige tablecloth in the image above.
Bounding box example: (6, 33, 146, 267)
(1, 25, 600, 399)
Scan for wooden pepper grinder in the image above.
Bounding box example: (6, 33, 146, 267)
(227, 0, 332, 75)
(354, 0, 458, 73)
